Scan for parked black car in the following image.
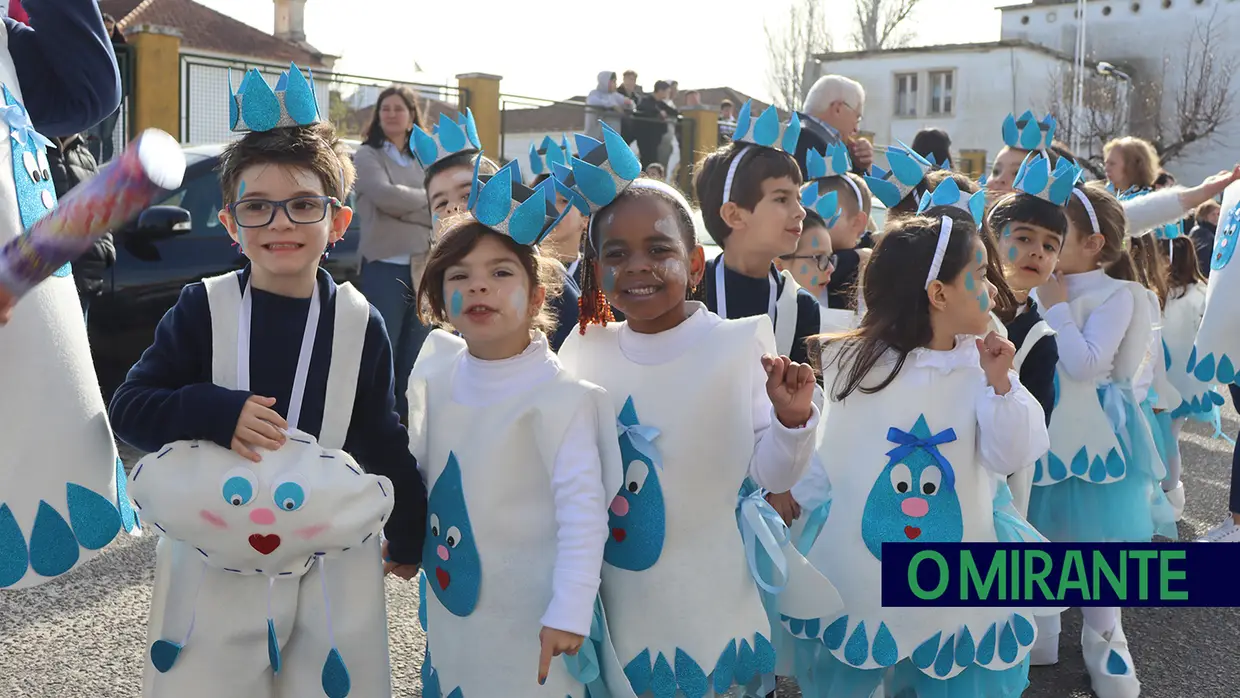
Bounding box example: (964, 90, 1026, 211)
(88, 143, 363, 398)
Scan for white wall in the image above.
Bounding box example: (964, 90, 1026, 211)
(811, 46, 1069, 170)
(1000, 0, 1240, 184)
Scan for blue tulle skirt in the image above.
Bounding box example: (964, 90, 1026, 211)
(1028, 385, 1178, 542)
(791, 643, 1030, 698)
(1140, 398, 1176, 468)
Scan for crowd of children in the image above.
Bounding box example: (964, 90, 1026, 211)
(30, 60, 1238, 698)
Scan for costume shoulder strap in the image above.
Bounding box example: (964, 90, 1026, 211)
(202, 273, 242, 388)
(1014, 320, 1054, 371)
(774, 269, 801, 357)
(318, 281, 370, 450)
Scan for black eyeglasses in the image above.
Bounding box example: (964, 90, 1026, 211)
(228, 196, 341, 228)
(780, 252, 836, 271)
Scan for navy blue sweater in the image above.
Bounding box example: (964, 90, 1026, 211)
(7, 0, 120, 136)
(704, 256, 822, 366)
(1006, 300, 1059, 427)
(109, 269, 427, 565)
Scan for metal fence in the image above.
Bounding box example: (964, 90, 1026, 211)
(500, 92, 697, 195)
(180, 54, 466, 146)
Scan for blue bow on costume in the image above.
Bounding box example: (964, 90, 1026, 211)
(737, 488, 791, 595)
(885, 425, 958, 487)
(617, 421, 662, 470)
(0, 101, 53, 151)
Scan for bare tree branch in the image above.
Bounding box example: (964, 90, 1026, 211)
(765, 0, 832, 112)
(1153, 8, 1238, 162)
(852, 0, 921, 51)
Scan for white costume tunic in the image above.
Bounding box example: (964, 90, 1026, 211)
(789, 340, 1047, 687)
(133, 273, 394, 698)
(559, 306, 821, 697)
(0, 29, 128, 590)
(1192, 180, 1240, 387)
(406, 330, 626, 698)
(1163, 283, 1219, 418)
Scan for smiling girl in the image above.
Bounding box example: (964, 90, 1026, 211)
(405, 171, 623, 696)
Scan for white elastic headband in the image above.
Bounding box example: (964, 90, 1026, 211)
(841, 175, 863, 212)
(1071, 188, 1101, 234)
(723, 145, 753, 203)
(925, 216, 954, 289)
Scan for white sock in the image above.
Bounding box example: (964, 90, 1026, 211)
(1083, 606, 1118, 636)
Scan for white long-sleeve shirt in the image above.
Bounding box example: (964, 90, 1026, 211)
(1042, 270, 1135, 383)
(450, 333, 607, 636)
(615, 302, 821, 493)
(1122, 187, 1188, 238)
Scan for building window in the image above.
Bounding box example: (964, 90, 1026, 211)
(895, 73, 918, 117)
(929, 71, 954, 115)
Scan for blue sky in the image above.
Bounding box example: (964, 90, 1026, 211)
(196, 0, 1023, 102)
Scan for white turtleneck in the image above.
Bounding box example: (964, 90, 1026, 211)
(450, 333, 608, 637)
(615, 302, 820, 493)
(1042, 269, 1134, 383)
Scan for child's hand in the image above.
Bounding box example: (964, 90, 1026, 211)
(766, 491, 801, 525)
(231, 395, 287, 463)
(763, 354, 816, 428)
(976, 332, 1016, 395)
(1036, 272, 1068, 308)
(1196, 165, 1240, 200)
(537, 627, 584, 685)
(381, 540, 420, 580)
(0, 285, 15, 326)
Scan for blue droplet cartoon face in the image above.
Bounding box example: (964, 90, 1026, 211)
(604, 397, 666, 571)
(3, 85, 56, 231)
(422, 453, 482, 616)
(861, 416, 964, 560)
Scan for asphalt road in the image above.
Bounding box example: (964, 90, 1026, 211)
(2, 406, 1237, 698)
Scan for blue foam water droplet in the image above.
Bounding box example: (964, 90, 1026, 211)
(572, 157, 619, 208)
(28, 501, 79, 577)
(1089, 456, 1108, 483)
(954, 627, 975, 667)
(977, 624, 998, 665)
(789, 618, 805, 635)
(755, 633, 777, 673)
(888, 149, 926, 187)
(732, 102, 753, 141)
(998, 622, 1018, 663)
(913, 632, 941, 669)
(1047, 451, 1067, 481)
(844, 621, 869, 667)
(1187, 345, 1198, 372)
(712, 640, 737, 694)
(229, 85, 240, 130)
(421, 651, 440, 697)
(625, 649, 652, 693)
(321, 648, 350, 698)
(803, 618, 820, 638)
(463, 110, 481, 149)
(806, 149, 827, 180)
(116, 457, 137, 534)
(446, 689, 463, 698)
(412, 128, 439, 169)
(1219, 355, 1236, 384)
(1033, 458, 1044, 483)
(864, 176, 903, 208)
(602, 123, 642, 180)
(474, 166, 514, 227)
(1106, 449, 1126, 478)
(1020, 119, 1042, 150)
(65, 482, 121, 550)
(933, 634, 956, 677)
(150, 640, 182, 673)
(814, 191, 840, 222)
(675, 648, 708, 698)
(283, 64, 319, 125)
(437, 113, 466, 153)
(1048, 174, 1076, 205)
(1195, 352, 1217, 382)
(752, 106, 780, 147)
(0, 504, 28, 587)
(1011, 614, 1035, 646)
(268, 619, 281, 673)
(735, 638, 758, 684)
(1107, 649, 1130, 675)
(239, 69, 280, 132)
(50, 262, 71, 278)
(1212, 390, 1227, 406)
(508, 190, 549, 245)
(824, 615, 849, 650)
(1001, 114, 1019, 147)
(1070, 447, 1090, 477)
(651, 652, 676, 698)
(872, 623, 899, 667)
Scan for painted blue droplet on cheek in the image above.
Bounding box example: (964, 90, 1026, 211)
(810, 237, 819, 248)
(1008, 247, 1018, 261)
(976, 250, 984, 264)
(450, 290, 463, 317)
(800, 264, 809, 275)
(603, 266, 617, 294)
(979, 292, 990, 312)
(239, 181, 247, 198)
(964, 273, 975, 292)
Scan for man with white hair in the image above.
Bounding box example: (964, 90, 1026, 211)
(795, 74, 873, 178)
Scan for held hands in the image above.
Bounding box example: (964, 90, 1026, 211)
(538, 627, 584, 685)
(231, 395, 288, 463)
(1036, 272, 1068, 309)
(976, 331, 1016, 396)
(381, 540, 420, 580)
(762, 354, 816, 428)
(766, 491, 802, 526)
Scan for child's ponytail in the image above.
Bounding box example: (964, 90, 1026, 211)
(1066, 182, 1141, 283)
(1127, 234, 1170, 309)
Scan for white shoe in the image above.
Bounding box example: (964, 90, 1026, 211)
(1029, 612, 1061, 666)
(1198, 518, 1240, 542)
(1081, 614, 1140, 698)
(1164, 482, 1185, 522)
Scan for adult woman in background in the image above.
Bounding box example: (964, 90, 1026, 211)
(353, 85, 432, 419)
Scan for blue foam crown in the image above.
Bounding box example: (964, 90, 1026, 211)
(917, 178, 986, 227)
(528, 135, 569, 178)
(229, 63, 321, 133)
(806, 143, 852, 181)
(551, 122, 643, 217)
(411, 110, 482, 171)
(731, 100, 801, 154)
(1013, 151, 1081, 206)
(465, 156, 570, 246)
(863, 140, 937, 208)
(1002, 110, 1057, 151)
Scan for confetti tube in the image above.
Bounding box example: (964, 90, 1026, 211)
(0, 129, 185, 297)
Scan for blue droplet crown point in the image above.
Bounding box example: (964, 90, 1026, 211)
(411, 110, 483, 171)
(1012, 150, 1081, 206)
(229, 63, 321, 133)
(1002, 110, 1057, 151)
(466, 156, 571, 246)
(730, 100, 801, 154)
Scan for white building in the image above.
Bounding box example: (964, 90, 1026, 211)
(806, 41, 1073, 178)
(804, 0, 1240, 184)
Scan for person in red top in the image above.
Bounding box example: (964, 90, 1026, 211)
(7, 0, 28, 24)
